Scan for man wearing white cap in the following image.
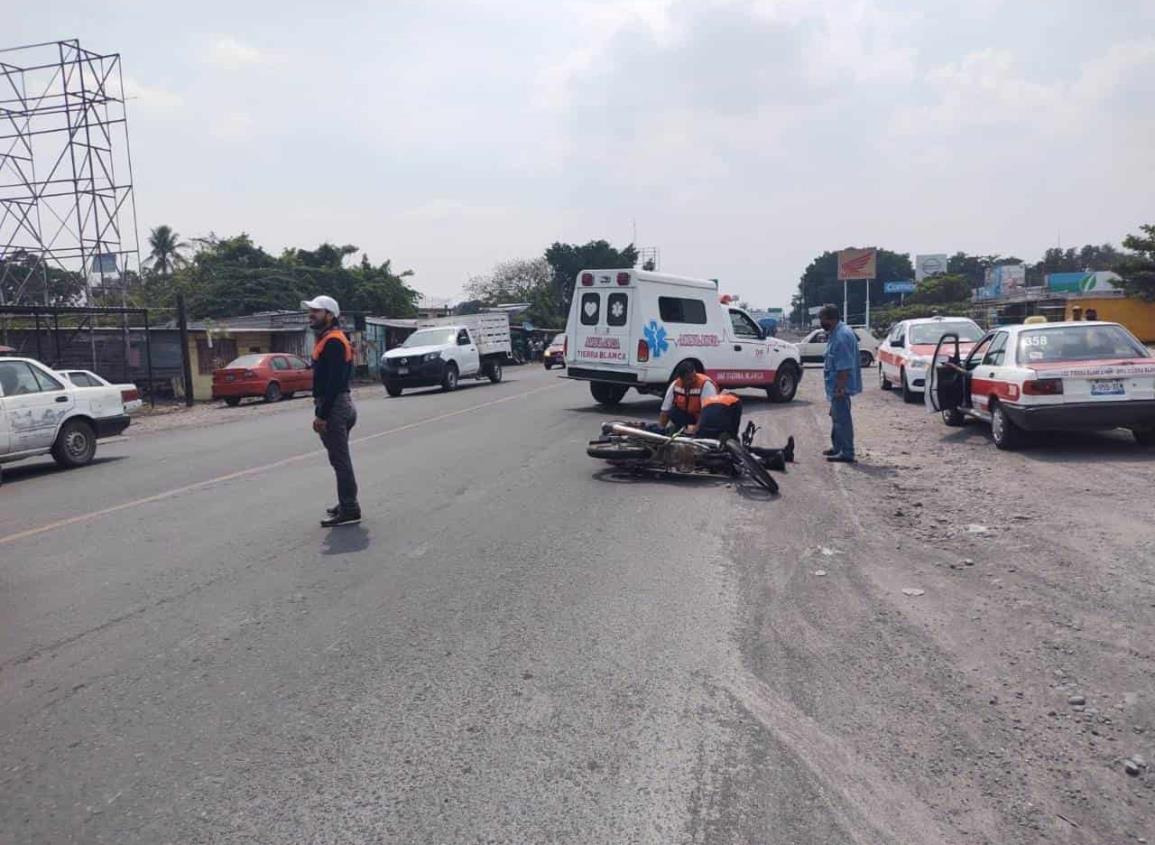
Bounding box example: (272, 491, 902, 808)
(302, 295, 361, 526)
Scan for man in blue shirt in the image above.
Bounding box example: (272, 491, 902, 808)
(819, 304, 862, 463)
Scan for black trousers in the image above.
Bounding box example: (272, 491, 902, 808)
(319, 392, 359, 508)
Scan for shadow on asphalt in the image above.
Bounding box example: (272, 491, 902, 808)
(936, 423, 1153, 463)
(590, 466, 781, 500)
(322, 525, 371, 555)
(0, 455, 127, 485)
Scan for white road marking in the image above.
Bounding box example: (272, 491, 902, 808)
(0, 382, 565, 547)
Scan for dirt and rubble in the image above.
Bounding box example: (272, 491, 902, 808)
(726, 371, 1154, 844)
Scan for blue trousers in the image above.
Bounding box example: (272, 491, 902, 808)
(829, 396, 855, 459)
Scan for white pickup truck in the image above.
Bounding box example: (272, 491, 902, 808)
(380, 313, 513, 396)
(0, 355, 131, 480)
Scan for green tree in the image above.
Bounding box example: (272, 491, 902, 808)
(466, 258, 563, 327)
(795, 248, 914, 323)
(545, 240, 639, 314)
(146, 225, 190, 276)
(907, 273, 973, 305)
(1116, 224, 1155, 301)
(0, 252, 86, 305)
(139, 234, 418, 319)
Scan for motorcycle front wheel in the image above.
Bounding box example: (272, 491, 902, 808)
(724, 439, 779, 494)
(587, 441, 652, 461)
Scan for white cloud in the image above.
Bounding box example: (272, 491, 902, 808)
(123, 77, 184, 115)
(894, 38, 1155, 136)
(209, 111, 256, 141)
(206, 36, 272, 69)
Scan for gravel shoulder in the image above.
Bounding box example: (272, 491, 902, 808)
(725, 369, 1154, 844)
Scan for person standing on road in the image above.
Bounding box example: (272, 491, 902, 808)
(302, 296, 361, 527)
(819, 304, 861, 463)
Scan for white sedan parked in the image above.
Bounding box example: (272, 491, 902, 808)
(927, 321, 1155, 449)
(798, 327, 880, 367)
(59, 369, 143, 413)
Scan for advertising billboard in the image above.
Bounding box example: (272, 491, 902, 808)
(884, 280, 916, 294)
(837, 248, 877, 280)
(1046, 271, 1121, 293)
(915, 254, 948, 281)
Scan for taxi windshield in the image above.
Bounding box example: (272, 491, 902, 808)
(909, 321, 983, 345)
(1017, 325, 1150, 363)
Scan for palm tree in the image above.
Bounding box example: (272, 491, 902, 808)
(147, 225, 190, 276)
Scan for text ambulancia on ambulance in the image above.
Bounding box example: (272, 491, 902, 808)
(563, 269, 802, 407)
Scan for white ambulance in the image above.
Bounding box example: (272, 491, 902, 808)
(563, 269, 802, 406)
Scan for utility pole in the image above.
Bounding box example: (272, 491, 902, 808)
(177, 293, 194, 407)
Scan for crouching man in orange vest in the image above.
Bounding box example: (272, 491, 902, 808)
(303, 295, 361, 527)
(659, 360, 719, 432)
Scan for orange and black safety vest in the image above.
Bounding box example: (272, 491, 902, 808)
(312, 328, 354, 364)
(672, 372, 717, 417)
(701, 392, 740, 410)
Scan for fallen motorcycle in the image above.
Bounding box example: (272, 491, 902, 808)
(587, 421, 791, 494)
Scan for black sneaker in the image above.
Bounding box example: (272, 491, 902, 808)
(321, 507, 362, 527)
(822, 447, 838, 456)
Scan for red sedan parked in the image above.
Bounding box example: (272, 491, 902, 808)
(212, 353, 313, 406)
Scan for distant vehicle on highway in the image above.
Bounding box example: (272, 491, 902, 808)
(381, 313, 511, 396)
(878, 316, 984, 402)
(59, 369, 143, 413)
(0, 355, 131, 475)
(212, 353, 313, 406)
(798, 326, 879, 367)
(564, 269, 803, 406)
(543, 333, 566, 370)
(928, 321, 1155, 449)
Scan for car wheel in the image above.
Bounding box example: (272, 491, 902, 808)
(487, 361, 503, 383)
(879, 364, 892, 391)
(990, 400, 1023, 450)
(264, 382, 282, 403)
(441, 363, 459, 391)
(224, 397, 242, 407)
(384, 382, 403, 397)
(51, 419, 97, 468)
(859, 350, 874, 368)
(767, 362, 799, 403)
(1132, 427, 1155, 446)
(900, 369, 917, 403)
(942, 408, 966, 427)
(544, 362, 553, 370)
(590, 381, 629, 405)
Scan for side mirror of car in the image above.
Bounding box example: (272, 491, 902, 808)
(890, 339, 903, 348)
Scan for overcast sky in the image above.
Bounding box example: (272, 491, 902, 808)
(11, 0, 1155, 307)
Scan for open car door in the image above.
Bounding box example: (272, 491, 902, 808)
(925, 332, 966, 415)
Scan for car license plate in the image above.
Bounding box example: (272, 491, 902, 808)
(1091, 379, 1124, 396)
(397, 367, 409, 375)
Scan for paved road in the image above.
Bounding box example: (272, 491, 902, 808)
(3, 366, 1152, 844)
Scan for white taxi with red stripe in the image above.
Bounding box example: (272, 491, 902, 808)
(927, 321, 1155, 449)
(878, 316, 984, 402)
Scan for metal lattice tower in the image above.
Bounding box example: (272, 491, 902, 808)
(638, 246, 659, 271)
(0, 39, 141, 307)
